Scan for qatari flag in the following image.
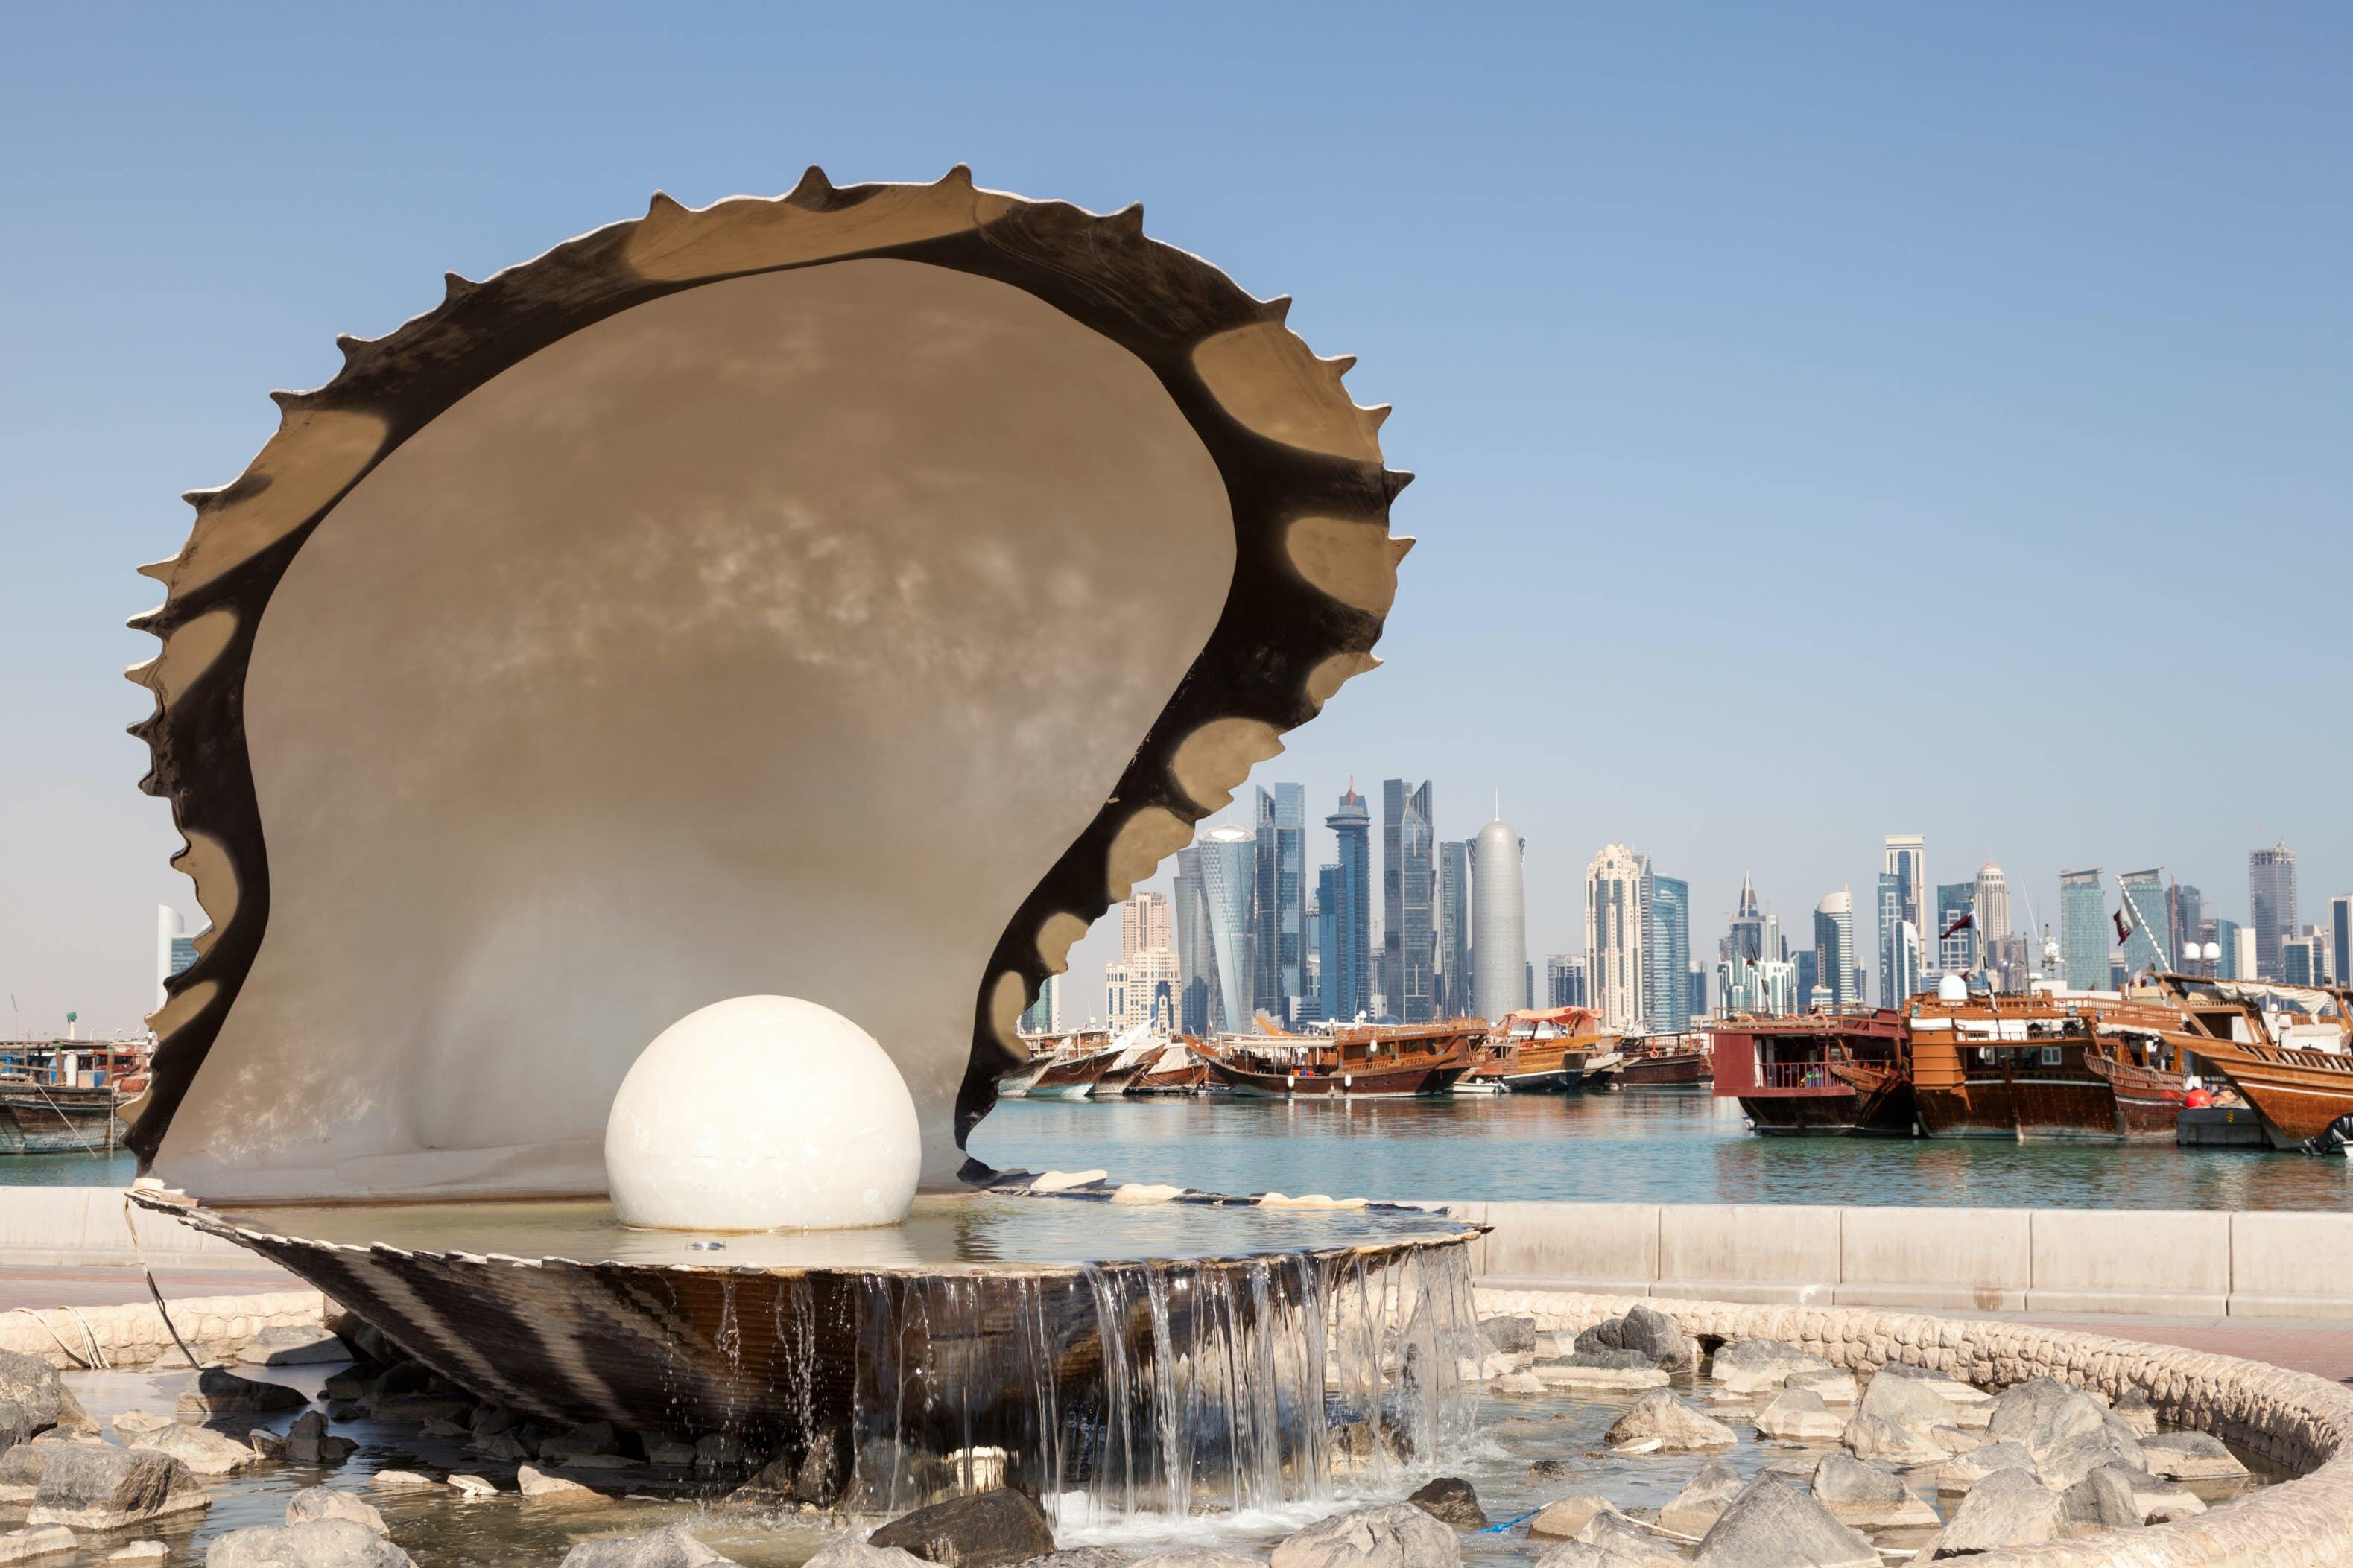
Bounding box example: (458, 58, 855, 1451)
(2113, 907, 2133, 944)
(1939, 911, 1974, 941)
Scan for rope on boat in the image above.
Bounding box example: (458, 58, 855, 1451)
(123, 1192, 210, 1371)
(3, 1305, 107, 1370)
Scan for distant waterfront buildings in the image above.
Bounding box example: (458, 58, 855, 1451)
(1105, 949, 1178, 1030)
(1019, 973, 1060, 1033)
(2117, 867, 2168, 975)
(1586, 844, 1649, 1031)
(1318, 786, 1373, 1023)
(1545, 953, 1587, 1009)
(1437, 839, 1472, 1016)
(1381, 781, 1437, 1022)
(1813, 890, 1856, 1010)
(155, 904, 197, 1012)
(1646, 872, 1692, 1033)
(2249, 842, 2298, 982)
(1121, 891, 1172, 959)
(1252, 785, 1305, 1024)
(1794, 948, 1820, 1012)
(1471, 816, 1527, 1023)
(1934, 882, 1976, 976)
(1973, 863, 2011, 948)
(2333, 896, 2352, 999)
(2059, 869, 2106, 991)
(2281, 930, 2331, 988)
(1879, 835, 1925, 1006)
(2201, 915, 2242, 979)
(2167, 883, 2204, 973)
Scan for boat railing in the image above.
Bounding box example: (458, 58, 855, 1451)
(1755, 1061, 1838, 1090)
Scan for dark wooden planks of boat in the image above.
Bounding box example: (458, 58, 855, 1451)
(1481, 1006, 1620, 1092)
(1905, 978, 2188, 1142)
(1202, 1018, 1480, 1099)
(2135, 974, 2353, 1149)
(1616, 1032, 1714, 1087)
(1708, 1009, 1914, 1135)
(1127, 1041, 1210, 1096)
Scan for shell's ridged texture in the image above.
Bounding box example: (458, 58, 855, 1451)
(127, 169, 1408, 1194)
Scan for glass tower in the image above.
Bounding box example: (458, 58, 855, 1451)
(1322, 787, 1373, 1024)
(1252, 784, 1305, 1023)
(2249, 843, 2298, 982)
(2117, 868, 2167, 974)
(1645, 872, 1691, 1033)
(1437, 839, 1472, 1017)
(1934, 882, 1977, 974)
(2059, 869, 2106, 990)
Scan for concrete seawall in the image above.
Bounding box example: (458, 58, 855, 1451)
(0, 1185, 253, 1267)
(1438, 1199, 2353, 1318)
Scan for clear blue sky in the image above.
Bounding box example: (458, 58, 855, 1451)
(2, 4, 2346, 1035)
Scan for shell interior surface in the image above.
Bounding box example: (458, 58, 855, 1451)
(129, 171, 1407, 1202)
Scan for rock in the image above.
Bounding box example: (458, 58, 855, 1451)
(1840, 1413, 1945, 1467)
(108, 1411, 176, 1443)
(2082, 1465, 2205, 1523)
(1603, 1390, 1736, 1451)
(1937, 1440, 2035, 1492)
(1784, 1369, 1857, 1406)
(1755, 1388, 1846, 1442)
(1872, 1362, 1989, 1406)
(241, 1327, 353, 1367)
(0, 1526, 77, 1564)
(178, 1368, 308, 1420)
(1856, 1369, 1965, 1433)
(26, 1446, 206, 1529)
(1529, 1548, 1606, 1568)
(1922, 1467, 2061, 1558)
(1016, 1552, 1132, 1568)
(0, 1446, 48, 1504)
(1928, 1425, 1985, 1457)
(470, 1432, 529, 1461)
(1985, 1378, 2135, 1461)
(870, 1489, 1058, 1568)
(539, 1421, 619, 1462)
(418, 1418, 468, 1438)
(1708, 1339, 1832, 1394)
(2037, 1426, 2145, 1491)
(1526, 1459, 1574, 1482)
(557, 1525, 734, 1567)
(137, 1422, 265, 1476)
(645, 1436, 697, 1467)
(1569, 1511, 1680, 1567)
(0, 1351, 70, 1434)
(286, 1488, 390, 1536)
(370, 1362, 435, 1398)
(1808, 1453, 1938, 1528)
(1657, 1459, 1745, 1536)
(445, 1474, 498, 1497)
(368, 1471, 435, 1491)
(694, 1433, 745, 1473)
(1692, 1475, 1878, 1568)
(108, 1544, 170, 1564)
(1270, 1502, 1457, 1568)
(208, 1519, 419, 1567)
(2138, 1430, 2250, 1480)
(1478, 1316, 1538, 1354)
(1405, 1476, 1486, 1528)
(517, 1464, 602, 1505)
(1526, 1496, 1618, 1541)
(1571, 1307, 1689, 1370)
(2112, 1389, 2159, 1437)
(1530, 1356, 1669, 1392)
(805, 1545, 931, 1568)
(319, 1367, 378, 1403)
(249, 1429, 288, 1460)
(1492, 1372, 1545, 1396)
(1128, 1554, 1256, 1568)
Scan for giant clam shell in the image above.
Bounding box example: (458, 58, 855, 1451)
(127, 169, 1410, 1200)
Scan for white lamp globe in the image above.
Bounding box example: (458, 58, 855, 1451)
(604, 995, 921, 1232)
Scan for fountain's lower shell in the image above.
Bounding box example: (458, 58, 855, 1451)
(136, 1190, 1484, 1520)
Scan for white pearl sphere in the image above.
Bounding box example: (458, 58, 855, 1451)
(604, 995, 920, 1231)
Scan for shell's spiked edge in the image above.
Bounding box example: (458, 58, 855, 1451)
(127, 175, 1409, 1169)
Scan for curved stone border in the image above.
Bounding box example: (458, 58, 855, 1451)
(0, 1290, 326, 1371)
(1476, 1285, 2353, 1567)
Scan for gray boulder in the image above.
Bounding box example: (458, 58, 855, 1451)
(1693, 1476, 1878, 1568)
(1709, 1339, 1833, 1394)
(1840, 1414, 1945, 1467)
(133, 1421, 261, 1476)
(1657, 1459, 1745, 1536)
(0, 1524, 77, 1561)
(27, 1445, 206, 1529)
(870, 1489, 1058, 1568)
(1529, 1547, 1606, 1568)
(1922, 1467, 2061, 1558)
(1856, 1369, 1963, 1432)
(1570, 1511, 1682, 1566)
(1937, 1439, 2035, 1492)
(2138, 1429, 2249, 1480)
(1478, 1315, 1537, 1354)
(2112, 1388, 2159, 1436)
(1404, 1476, 1486, 1528)
(285, 1488, 390, 1537)
(240, 1327, 353, 1367)
(1270, 1502, 1458, 1568)
(805, 1548, 934, 1568)
(1809, 1453, 1938, 1528)
(1985, 1378, 2135, 1461)
(1127, 1554, 1255, 1568)
(1525, 1496, 1617, 1542)
(177, 1368, 307, 1420)
(2036, 1426, 2146, 1491)
(208, 1520, 417, 1567)
(1755, 1387, 1846, 1441)
(1603, 1390, 1736, 1451)
(2061, 1464, 2204, 1525)
(1572, 1307, 1690, 1369)
(0, 1350, 70, 1434)
(0, 1442, 51, 1502)
(558, 1525, 737, 1568)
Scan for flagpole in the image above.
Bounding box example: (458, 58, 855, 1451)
(2115, 875, 2172, 977)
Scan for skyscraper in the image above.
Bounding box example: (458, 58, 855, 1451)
(2205, 915, 2243, 980)
(2333, 897, 2352, 1003)
(1019, 973, 1060, 1034)
(1380, 781, 1436, 1022)
(1251, 785, 1305, 1023)
(2281, 931, 2329, 987)
(1723, 874, 1766, 966)
(1472, 816, 1526, 1023)
(1106, 889, 1177, 1031)
(1173, 857, 1212, 1033)
(2249, 842, 2298, 982)
(1436, 839, 1472, 1017)
(1645, 872, 1692, 1033)
(2117, 868, 2167, 975)
(1794, 948, 1820, 1013)
(2059, 869, 2106, 990)
(1813, 890, 1855, 1010)
(2167, 883, 2203, 973)
(1119, 891, 1172, 959)
(1194, 825, 1256, 1033)
(155, 904, 198, 1013)
(1875, 873, 1904, 1004)
(1586, 844, 1650, 1031)
(1879, 835, 1925, 1003)
(1973, 863, 2011, 948)
(1934, 882, 1976, 974)
(1321, 786, 1374, 1024)
(1545, 954, 1587, 1008)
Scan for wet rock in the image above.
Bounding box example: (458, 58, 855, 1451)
(1525, 1459, 1574, 1482)
(367, 1472, 435, 1491)
(2036, 1426, 2145, 1491)
(469, 1432, 529, 1461)
(1808, 1453, 1937, 1529)
(286, 1487, 390, 1537)
(109, 1410, 176, 1443)
(1528, 1546, 1606, 1568)
(1755, 1388, 1846, 1442)
(1856, 1369, 1965, 1433)
(1784, 1369, 1857, 1406)
(249, 1429, 287, 1460)
(645, 1436, 696, 1468)
(1572, 1306, 1691, 1370)
(1405, 1476, 1486, 1528)
(1128, 1553, 1256, 1568)
(177, 1368, 306, 1421)
(0, 1350, 71, 1435)
(1270, 1502, 1457, 1568)
(133, 1421, 262, 1476)
(1692, 1475, 1877, 1568)
(2112, 1388, 2159, 1438)
(1569, 1511, 1680, 1566)
(1530, 1354, 1669, 1392)
(1657, 1458, 1745, 1536)
(1839, 1413, 1945, 1467)
(107, 1543, 169, 1564)
(418, 1418, 468, 1438)
(240, 1327, 352, 1367)
(25, 1446, 206, 1530)
(518, 1464, 601, 1505)
(557, 1526, 737, 1567)
(0, 1526, 76, 1563)
(285, 1411, 356, 1467)
(870, 1488, 1058, 1568)
(694, 1433, 746, 1473)
(1492, 1371, 1545, 1396)
(1010, 1552, 1130, 1568)
(209, 1519, 419, 1567)
(2138, 1429, 2250, 1480)
(1921, 1468, 2061, 1558)
(540, 1421, 620, 1462)
(469, 1406, 516, 1438)
(445, 1474, 498, 1497)
(1708, 1339, 1831, 1394)
(1984, 1378, 2134, 1461)
(319, 1367, 376, 1403)
(1603, 1390, 1736, 1451)
(1936, 1440, 2034, 1493)
(370, 1362, 434, 1398)
(805, 1546, 931, 1568)
(1526, 1496, 1618, 1541)
(1478, 1315, 1538, 1354)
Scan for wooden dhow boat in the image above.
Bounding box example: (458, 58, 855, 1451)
(2118, 975, 2353, 1150)
(1124, 1041, 1209, 1096)
(1469, 1006, 1622, 1093)
(1203, 1018, 1479, 1099)
(1707, 1009, 1913, 1135)
(1616, 1033, 1712, 1087)
(1906, 981, 2188, 1141)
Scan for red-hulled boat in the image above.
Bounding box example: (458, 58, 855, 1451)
(1708, 1010, 1913, 1135)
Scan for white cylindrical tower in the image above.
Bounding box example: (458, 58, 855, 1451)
(1472, 819, 1525, 1021)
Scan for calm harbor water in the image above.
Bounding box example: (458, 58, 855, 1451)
(13, 1091, 2349, 1208)
(969, 1089, 2353, 1211)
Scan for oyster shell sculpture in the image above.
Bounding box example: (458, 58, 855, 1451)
(128, 169, 1409, 1201)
